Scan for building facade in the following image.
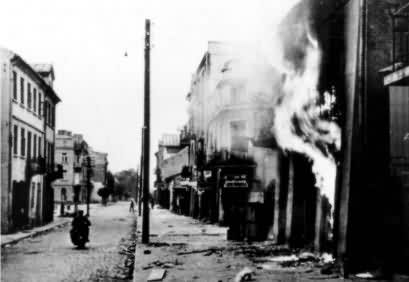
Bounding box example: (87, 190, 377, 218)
(1, 48, 61, 234)
(280, 0, 409, 275)
(154, 134, 190, 211)
(53, 130, 109, 210)
(53, 130, 89, 206)
(159, 42, 285, 241)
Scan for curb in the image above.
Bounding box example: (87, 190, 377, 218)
(1, 219, 71, 248)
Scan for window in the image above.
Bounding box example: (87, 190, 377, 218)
(27, 83, 31, 109)
(33, 134, 37, 158)
(230, 120, 248, 153)
(62, 152, 68, 164)
(50, 143, 54, 166)
(38, 137, 42, 157)
(33, 88, 37, 113)
(37, 183, 41, 208)
(48, 104, 52, 125)
(31, 182, 36, 208)
(44, 141, 48, 165)
(44, 101, 49, 121)
(12, 71, 17, 100)
(13, 125, 18, 155)
(38, 92, 42, 116)
(27, 131, 32, 159)
(20, 128, 25, 156)
(20, 77, 24, 105)
(51, 105, 55, 127)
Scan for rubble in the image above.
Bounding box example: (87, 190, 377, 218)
(355, 272, 375, 279)
(268, 255, 299, 263)
(177, 247, 225, 255)
(298, 251, 316, 261)
(142, 259, 182, 270)
(320, 252, 334, 264)
(147, 269, 166, 281)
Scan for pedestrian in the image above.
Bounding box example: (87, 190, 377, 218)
(150, 193, 154, 209)
(129, 199, 135, 213)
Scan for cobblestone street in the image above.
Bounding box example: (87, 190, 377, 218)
(1, 201, 136, 282)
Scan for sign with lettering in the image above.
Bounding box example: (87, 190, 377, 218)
(223, 174, 248, 188)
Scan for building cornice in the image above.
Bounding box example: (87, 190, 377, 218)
(11, 55, 61, 104)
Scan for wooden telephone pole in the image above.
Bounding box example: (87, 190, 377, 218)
(138, 127, 145, 216)
(142, 19, 151, 244)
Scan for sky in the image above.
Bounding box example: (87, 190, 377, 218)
(0, 0, 299, 173)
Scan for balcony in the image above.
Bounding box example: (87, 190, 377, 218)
(384, 4, 409, 86)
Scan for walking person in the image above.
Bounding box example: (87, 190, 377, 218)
(149, 193, 154, 209)
(129, 198, 135, 213)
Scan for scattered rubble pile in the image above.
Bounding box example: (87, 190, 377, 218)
(142, 258, 183, 270)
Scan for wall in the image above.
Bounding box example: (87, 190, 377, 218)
(388, 85, 409, 270)
(161, 147, 189, 180)
(1, 49, 12, 233)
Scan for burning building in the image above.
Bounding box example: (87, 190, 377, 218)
(280, 0, 409, 275)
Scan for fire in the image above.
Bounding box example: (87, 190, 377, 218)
(273, 29, 341, 205)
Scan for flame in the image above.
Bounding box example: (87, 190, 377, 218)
(274, 30, 341, 205)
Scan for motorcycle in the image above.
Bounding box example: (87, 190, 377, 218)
(70, 225, 89, 249)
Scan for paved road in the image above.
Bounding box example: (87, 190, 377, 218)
(1, 201, 136, 282)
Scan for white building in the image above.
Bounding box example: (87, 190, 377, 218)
(0, 48, 61, 233)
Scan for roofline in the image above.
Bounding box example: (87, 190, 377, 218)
(11, 55, 61, 103)
(32, 63, 55, 80)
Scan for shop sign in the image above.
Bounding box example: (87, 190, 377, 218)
(223, 174, 248, 188)
(248, 191, 264, 203)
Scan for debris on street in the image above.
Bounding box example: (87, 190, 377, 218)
(147, 268, 166, 281)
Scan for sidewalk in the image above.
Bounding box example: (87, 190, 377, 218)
(132, 208, 343, 282)
(1, 217, 71, 247)
(132, 208, 409, 282)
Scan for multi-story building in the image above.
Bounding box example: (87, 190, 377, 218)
(154, 134, 190, 212)
(53, 130, 109, 210)
(53, 130, 89, 207)
(0, 48, 61, 233)
(183, 41, 284, 241)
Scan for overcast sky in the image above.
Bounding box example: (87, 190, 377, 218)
(0, 0, 298, 173)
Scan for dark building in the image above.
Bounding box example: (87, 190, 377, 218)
(281, 0, 409, 275)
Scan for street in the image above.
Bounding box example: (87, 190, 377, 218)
(1, 202, 136, 282)
(133, 208, 350, 282)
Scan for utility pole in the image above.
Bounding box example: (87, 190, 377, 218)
(138, 127, 145, 216)
(142, 19, 151, 244)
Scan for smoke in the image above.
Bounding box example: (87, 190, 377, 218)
(186, 1, 341, 205)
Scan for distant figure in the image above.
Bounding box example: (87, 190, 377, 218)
(129, 199, 135, 213)
(150, 193, 154, 209)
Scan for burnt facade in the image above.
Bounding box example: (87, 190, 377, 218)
(281, 0, 409, 274)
